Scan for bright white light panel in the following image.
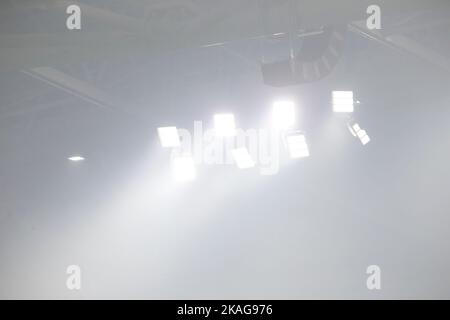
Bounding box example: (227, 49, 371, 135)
(286, 134, 310, 158)
(350, 123, 370, 145)
(357, 130, 371, 145)
(332, 91, 354, 113)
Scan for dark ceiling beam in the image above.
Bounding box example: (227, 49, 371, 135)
(21, 67, 122, 111)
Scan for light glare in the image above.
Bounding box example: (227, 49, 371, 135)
(172, 155, 196, 182)
(232, 148, 255, 169)
(272, 100, 296, 129)
(214, 114, 236, 137)
(158, 126, 181, 148)
(68, 156, 85, 162)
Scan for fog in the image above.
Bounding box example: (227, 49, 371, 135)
(1, 0, 450, 299)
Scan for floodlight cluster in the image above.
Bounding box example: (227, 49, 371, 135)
(158, 90, 370, 181)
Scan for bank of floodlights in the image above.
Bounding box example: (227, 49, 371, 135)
(157, 90, 372, 181)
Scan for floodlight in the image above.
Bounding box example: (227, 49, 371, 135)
(68, 156, 85, 162)
(332, 91, 354, 113)
(348, 123, 361, 137)
(357, 130, 371, 145)
(158, 126, 181, 148)
(272, 100, 296, 129)
(232, 148, 255, 169)
(172, 155, 196, 182)
(348, 121, 370, 145)
(286, 133, 310, 158)
(214, 114, 236, 137)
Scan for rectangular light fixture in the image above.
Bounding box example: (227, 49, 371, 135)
(158, 126, 181, 148)
(286, 133, 310, 158)
(348, 122, 370, 145)
(172, 155, 196, 182)
(214, 113, 236, 137)
(272, 100, 296, 129)
(232, 148, 255, 169)
(357, 130, 371, 145)
(332, 91, 354, 113)
(348, 123, 360, 137)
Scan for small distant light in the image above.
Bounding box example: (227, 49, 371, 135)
(158, 126, 181, 148)
(172, 155, 196, 182)
(214, 114, 236, 137)
(272, 100, 296, 129)
(68, 156, 85, 162)
(286, 133, 310, 159)
(332, 91, 354, 113)
(232, 148, 255, 169)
